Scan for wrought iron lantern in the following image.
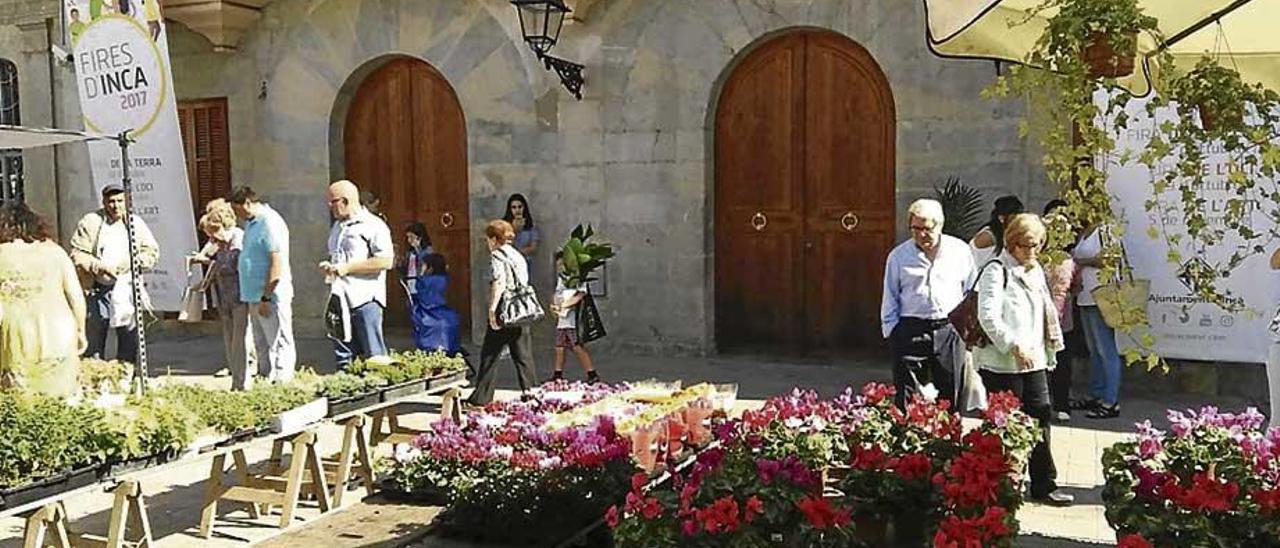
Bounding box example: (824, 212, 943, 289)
(510, 0, 585, 100)
(511, 0, 569, 55)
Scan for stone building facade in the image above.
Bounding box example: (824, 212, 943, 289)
(1, 0, 1055, 356)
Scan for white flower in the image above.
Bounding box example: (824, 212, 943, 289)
(490, 446, 514, 458)
(784, 417, 804, 430)
(393, 443, 421, 464)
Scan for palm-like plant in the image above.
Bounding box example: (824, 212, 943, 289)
(559, 225, 615, 288)
(932, 177, 985, 241)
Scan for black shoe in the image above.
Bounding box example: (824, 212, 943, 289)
(1029, 490, 1074, 506)
(1086, 403, 1120, 419)
(547, 370, 564, 383)
(586, 371, 600, 384)
(1069, 397, 1102, 411)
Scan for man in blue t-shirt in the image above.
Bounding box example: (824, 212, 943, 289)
(229, 185, 296, 384)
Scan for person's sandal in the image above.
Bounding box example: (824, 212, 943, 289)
(1069, 397, 1102, 411)
(1086, 403, 1120, 419)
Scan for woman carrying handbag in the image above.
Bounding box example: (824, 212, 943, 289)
(466, 220, 543, 406)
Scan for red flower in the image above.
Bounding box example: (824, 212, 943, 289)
(851, 445, 889, 470)
(933, 507, 1010, 547)
(795, 496, 851, 530)
(891, 452, 933, 481)
(744, 496, 764, 523)
(631, 472, 648, 492)
(604, 505, 620, 528)
(861, 382, 895, 405)
(640, 497, 663, 520)
(1117, 533, 1153, 548)
(1252, 487, 1280, 515)
(694, 496, 741, 534)
(1167, 472, 1239, 512)
(681, 519, 698, 536)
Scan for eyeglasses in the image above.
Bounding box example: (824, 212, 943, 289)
(1012, 240, 1042, 250)
(909, 224, 936, 233)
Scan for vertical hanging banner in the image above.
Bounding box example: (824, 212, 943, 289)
(1103, 93, 1280, 364)
(64, 0, 195, 311)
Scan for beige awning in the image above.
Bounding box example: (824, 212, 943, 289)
(0, 125, 112, 150)
(925, 0, 1280, 95)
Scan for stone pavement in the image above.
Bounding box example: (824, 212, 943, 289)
(1, 330, 1258, 547)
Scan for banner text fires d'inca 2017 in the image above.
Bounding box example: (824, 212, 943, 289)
(64, 0, 196, 311)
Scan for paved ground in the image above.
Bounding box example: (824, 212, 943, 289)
(1, 330, 1258, 547)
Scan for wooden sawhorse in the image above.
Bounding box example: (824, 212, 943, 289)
(22, 480, 153, 548)
(368, 388, 464, 446)
(198, 430, 331, 538)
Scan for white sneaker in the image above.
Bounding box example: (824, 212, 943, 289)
(1055, 411, 1071, 422)
(213, 368, 230, 378)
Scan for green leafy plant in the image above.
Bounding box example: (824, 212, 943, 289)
(78, 358, 131, 396)
(933, 177, 986, 240)
(154, 382, 314, 434)
(559, 224, 615, 289)
(348, 350, 467, 385)
(0, 392, 122, 488)
(316, 372, 388, 400)
(1139, 56, 1280, 309)
(985, 0, 1168, 371)
(106, 391, 202, 460)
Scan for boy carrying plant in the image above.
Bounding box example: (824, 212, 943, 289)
(549, 251, 599, 383)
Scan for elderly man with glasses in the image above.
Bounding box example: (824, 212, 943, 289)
(880, 198, 976, 410)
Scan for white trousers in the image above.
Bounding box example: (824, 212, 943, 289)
(250, 299, 296, 383)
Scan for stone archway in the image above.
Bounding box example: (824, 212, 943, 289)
(340, 56, 472, 334)
(713, 29, 896, 353)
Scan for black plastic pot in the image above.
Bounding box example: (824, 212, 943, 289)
(427, 370, 467, 390)
(0, 464, 103, 511)
(381, 379, 428, 402)
(104, 450, 178, 478)
(327, 391, 381, 417)
(215, 426, 264, 448)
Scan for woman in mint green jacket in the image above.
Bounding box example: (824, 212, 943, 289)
(974, 213, 1071, 506)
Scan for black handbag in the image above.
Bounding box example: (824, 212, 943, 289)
(576, 289, 606, 344)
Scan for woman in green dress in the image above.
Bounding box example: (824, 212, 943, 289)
(0, 203, 87, 399)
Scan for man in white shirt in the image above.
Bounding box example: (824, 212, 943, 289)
(68, 184, 159, 365)
(321, 180, 394, 368)
(880, 199, 976, 409)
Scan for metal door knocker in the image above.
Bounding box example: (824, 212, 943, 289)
(750, 212, 768, 232)
(441, 212, 456, 228)
(840, 212, 859, 232)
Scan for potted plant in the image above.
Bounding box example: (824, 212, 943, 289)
(1165, 56, 1258, 132)
(319, 372, 389, 417)
(559, 224, 615, 289)
(1101, 407, 1280, 546)
(1029, 0, 1159, 78)
(932, 177, 985, 241)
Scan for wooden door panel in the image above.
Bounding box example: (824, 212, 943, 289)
(802, 33, 896, 348)
(715, 30, 895, 353)
(345, 58, 471, 335)
(715, 33, 806, 350)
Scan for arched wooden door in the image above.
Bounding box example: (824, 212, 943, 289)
(344, 58, 471, 335)
(715, 31, 895, 353)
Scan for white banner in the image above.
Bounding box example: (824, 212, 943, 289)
(1105, 95, 1280, 364)
(65, 0, 196, 311)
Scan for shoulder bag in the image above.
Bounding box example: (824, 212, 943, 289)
(576, 286, 607, 344)
(948, 259, 1006, 349)
(496, 251, 545, 327)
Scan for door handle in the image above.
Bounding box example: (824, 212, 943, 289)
(840, 212, 859, 232)
(441, 212, 456, 228)
(804, 242, 814, 250)
(750, 212, 767, 232)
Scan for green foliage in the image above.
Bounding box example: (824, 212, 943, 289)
(986, 0, 1169, 371)
(316, 372, 388, 400)
(78, 358, 131, 396)
(154, 382, 314, 434)
(347, 350, 467, 385)
(933, 177, 986, 240)
(0, 392, 122, 488)
(559, 224, 616, 289)
(106, 391, 202, 460)
(1140, 56, 1280, 309)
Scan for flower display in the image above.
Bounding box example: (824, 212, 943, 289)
(1103, 406, 1280, 547)
(612, 383, 1036, 547)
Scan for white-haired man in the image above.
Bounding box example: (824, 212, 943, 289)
(880, 199, 976, 410)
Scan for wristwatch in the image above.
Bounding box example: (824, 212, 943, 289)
(260, 295, 271, 303)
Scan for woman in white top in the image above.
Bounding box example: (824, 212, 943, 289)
(1267, 248, 1280, 428)
(466, 220, 537, 406)
(970, 195, 1025, 265)
(974, 214, 1071, 505)
(1071, 222, 1123, 419)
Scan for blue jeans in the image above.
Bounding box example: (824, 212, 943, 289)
(1080, 305, 1122, 405)
(334, 301, 388, 367)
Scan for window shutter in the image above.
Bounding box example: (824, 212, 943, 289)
(176, 98, 231, 220)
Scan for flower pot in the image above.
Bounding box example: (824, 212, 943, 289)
(0, 464, 102, 511)
(1197, 103, 1243, 132)
(104, 449, 177, 478)
(381, 379, 428, 402)
(327, 391, 381, 417)
(427, 370, 467, 390)
(1083, 31, 1137, 78)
